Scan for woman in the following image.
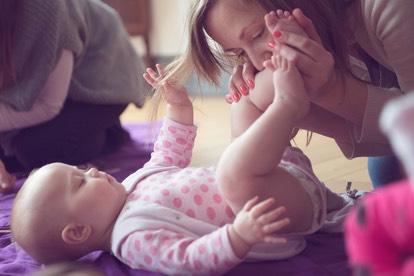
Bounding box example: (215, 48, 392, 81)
(163, 0, 414, 188)
(0, 0, 147, 192)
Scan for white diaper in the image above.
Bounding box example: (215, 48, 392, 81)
(281, 165, 325, 235)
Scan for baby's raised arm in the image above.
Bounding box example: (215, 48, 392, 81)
(144, 64, 193, 126)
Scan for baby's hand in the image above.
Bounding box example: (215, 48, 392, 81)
(232, 196, 290, 246)
(0, 160, 16, 194)
(143, 64, 190, 106)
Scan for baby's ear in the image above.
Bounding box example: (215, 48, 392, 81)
(61, 223, 91, 245)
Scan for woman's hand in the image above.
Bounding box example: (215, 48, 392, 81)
(226, 63, 256, 103)
(0, 160, 16, 193)
(269, 9, 336, 100)
(226, 9, 337, 103)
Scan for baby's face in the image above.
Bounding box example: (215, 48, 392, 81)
(28, 163, 127, 229)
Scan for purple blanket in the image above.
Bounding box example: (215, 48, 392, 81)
(0, 123, 351, 276)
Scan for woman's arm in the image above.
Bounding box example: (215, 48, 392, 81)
(0, 49, 72, 132)
(286, 3, 414, 126)
(235, 68, 352, 141)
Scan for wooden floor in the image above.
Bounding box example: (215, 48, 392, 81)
(121, 96, 373, 194)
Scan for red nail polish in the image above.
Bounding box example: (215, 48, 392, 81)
(239, 86, 248, 95)
(247, 80, 254, 89)
(268, 41, 275, 48)
(273, 31, 282, 38)
(233, 93, 241, 101)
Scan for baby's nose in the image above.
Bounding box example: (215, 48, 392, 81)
(87, 167, 100, 177)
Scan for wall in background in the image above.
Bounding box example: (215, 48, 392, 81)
(130, 0, 228, 95)
(131, 0, 188, 57)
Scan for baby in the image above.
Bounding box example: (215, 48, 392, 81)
(11, 13, 353, 276)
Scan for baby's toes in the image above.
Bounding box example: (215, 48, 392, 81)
(264, 11, 278, 31)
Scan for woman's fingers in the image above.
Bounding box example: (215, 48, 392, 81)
(0, 161, 15, 194)
(271, 31, 335, 97)
(242, 62, 256, 90)
(292, 8, 322, 44)
(273, 31, 325, 63)
(226, 62, 256, 103)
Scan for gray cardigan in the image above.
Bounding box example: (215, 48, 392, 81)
(1, 0, 147, 111)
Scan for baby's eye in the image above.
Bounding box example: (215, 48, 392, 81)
(74, 166, 89, 187)
(79, 178, 85, 188)
(76, 164, 90, 171)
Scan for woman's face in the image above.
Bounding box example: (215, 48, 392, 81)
(204, 0, 273, 71)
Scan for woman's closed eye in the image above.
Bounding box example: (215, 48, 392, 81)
(234, 27, 265, 59)
(252, 27, 264, 41)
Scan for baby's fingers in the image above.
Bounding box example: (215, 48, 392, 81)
(143, 72, 156, 87)
(264, 234, 288, 244)
(264, 205, 287, 222)
(250, 197, 276, 218)
(143, 67, 160, 86)
(263, 217, 290, 234)
(156, 64, 165, 76)
(242, 195, 260, 212)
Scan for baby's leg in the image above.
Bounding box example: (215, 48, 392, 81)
(217, 57, 313, 233)
(265, 10, 308, 38)
(270, 55, 310, 120)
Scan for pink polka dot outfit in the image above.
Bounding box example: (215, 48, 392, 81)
(111, 117, 344, 275)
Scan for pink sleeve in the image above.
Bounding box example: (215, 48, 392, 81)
(144, 117, 197, 169)
(118, 226, 242, 275)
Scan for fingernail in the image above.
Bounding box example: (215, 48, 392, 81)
(239, 85, 248, 95)
(247, 80, 255, 89)
(233, 93, 241, 101)
(273, 31, 282, 38)
(268, 41, 275, 48)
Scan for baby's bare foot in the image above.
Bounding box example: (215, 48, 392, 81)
(271, 55, 309, 120)
(265, 9, 308, 38)
(272, 55, 299, 90)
